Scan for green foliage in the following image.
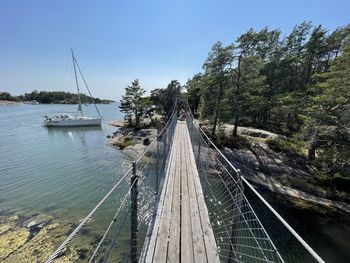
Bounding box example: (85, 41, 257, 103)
(151, 80, 181, 115)
(0, 90, 112, 104)
(119, 79, 146, 128)
(266, 138, 306, 157)
(315, 175, 350, 193)
(186, 73, 203, 117)
(186, 22, 350, 179)
(118, 138, 135, 149)
(0, 92, 20, 102)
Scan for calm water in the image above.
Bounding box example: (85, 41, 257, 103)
(0, 104, 349, 262)
(0, 103, 131, 223)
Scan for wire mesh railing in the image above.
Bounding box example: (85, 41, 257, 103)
(184, 99, 325, 263)
(45, 103, 177, 263)
(46, 97, 325, 263)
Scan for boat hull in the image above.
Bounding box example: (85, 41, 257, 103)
(44, 118, 101, 127)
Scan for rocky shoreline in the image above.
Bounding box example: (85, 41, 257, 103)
(220, 131, 350, 214)
(107, 120, 350, 214)
(106, 119, 157, 157)
(0, 100, 22, 105)
(0, 211, 86, 262)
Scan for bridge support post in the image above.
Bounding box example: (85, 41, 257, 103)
(131, 161, 138, 263)
(163, 130, 167, 171)
(156, 129, 160, 195)
(190, 116, 194, 141)
(197, 140, 201, 163)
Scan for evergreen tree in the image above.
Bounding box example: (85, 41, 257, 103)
(119, 79, 146, 128)
(151, 80, 181, 115)
(202, 41, 233, 137)
(302, 42, 350, 175)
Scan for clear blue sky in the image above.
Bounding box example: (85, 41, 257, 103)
(0, 0, 349, 100)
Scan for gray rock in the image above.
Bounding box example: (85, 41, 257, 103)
(25, 215, 51, 229)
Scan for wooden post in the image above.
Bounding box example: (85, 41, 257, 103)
(131, 161, 138, 263)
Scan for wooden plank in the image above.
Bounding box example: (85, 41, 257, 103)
(144, 120, 218, 262)
(184, 130, 208, 263)
(184, 124, 220, 263)
(167, 124, 181, 262)
(152, 126, 179, 262)
(145, 124, 179, 263)
(180, 122, 194, 263)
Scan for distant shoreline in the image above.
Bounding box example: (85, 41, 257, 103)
(0, 100, 23, 105)
(0, 100, 114, 105)
(0, 91, 114, 105)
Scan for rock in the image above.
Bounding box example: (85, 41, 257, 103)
(143, 138, 150, 145)
(25, 215, 52, 229)
(77, 247, 89, 260)
(0, 215, 81, 263)
(138, 130, 148, 137)
(107, 135, 111, 138)
(0, 225, 30, 260)
(221, 124, 279, 140)
(108, 120, 126, 128)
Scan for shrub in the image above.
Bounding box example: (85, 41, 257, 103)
(266, 137, 306, 157)
(315, 175, 350, 193)
(119, 138, 135, 149)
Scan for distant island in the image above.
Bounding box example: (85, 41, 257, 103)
(0, 91, 114, 104)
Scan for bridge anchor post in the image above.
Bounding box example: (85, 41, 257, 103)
(156, 129, 160, 195)
(131, 161, 138, 263)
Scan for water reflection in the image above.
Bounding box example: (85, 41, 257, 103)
(46, 126, 103, 145)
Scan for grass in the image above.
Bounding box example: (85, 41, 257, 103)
(266, 137, 307, 157)
(119, 138, 135, 149)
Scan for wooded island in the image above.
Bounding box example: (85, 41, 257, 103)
(118, 22, 350, 204)
(0, 90, 113, 104)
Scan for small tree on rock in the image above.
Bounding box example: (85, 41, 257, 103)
(119, 79, 146, 128)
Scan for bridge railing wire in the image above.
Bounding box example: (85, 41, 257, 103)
(45, 102, 178, 263)
(184, 99, 325, 263)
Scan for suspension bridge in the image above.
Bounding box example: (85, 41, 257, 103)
(46, 100, 325, 263)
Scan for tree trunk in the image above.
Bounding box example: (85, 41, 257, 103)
(232, 54, 242, 148)
(308, 133, 318, 163)
(252, 114, 256, 124)
(211, 84, 223, 138)
(135, 109, 139, 128)
(308, 142, 316, 163)
(232, 116, 239, 148)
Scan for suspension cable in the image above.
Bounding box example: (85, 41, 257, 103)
(46, 100, 178, 263)
(45, 167, 132, 263)
(185, 99, 325, 263)
(136, 101, 177, 163)
(73, 56, 102, 119)
(89, 179, 137, 262)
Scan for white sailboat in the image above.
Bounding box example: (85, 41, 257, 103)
(44, 50, 102, 127)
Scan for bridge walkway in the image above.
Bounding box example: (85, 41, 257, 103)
(144, 121, 219, 263)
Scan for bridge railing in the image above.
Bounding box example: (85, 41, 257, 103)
(45, 103, 177, 263)
(185, 100, 325, 263)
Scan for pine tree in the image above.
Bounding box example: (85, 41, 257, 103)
(119, 79, 146, 128)
(302, 42, 350, 175)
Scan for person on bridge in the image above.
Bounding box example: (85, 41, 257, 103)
(178, 109, 187, 121)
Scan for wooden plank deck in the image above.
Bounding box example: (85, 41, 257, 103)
(144, 121, 219, 263)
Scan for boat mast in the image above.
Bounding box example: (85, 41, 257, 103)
(71, 49, 83, 116)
